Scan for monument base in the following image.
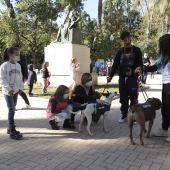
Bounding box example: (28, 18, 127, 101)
(44, 43, 90, 75)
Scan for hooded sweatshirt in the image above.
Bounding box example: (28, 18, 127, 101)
(27, 64, 37, 85)
(0, 61, 24, 95)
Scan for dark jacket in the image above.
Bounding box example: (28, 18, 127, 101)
(71, 85, 96, 104)
(27, 64, 37, 85)
(18, 54, 28, 80)
(110, 45, 143, 78)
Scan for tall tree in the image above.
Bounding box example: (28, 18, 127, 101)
(98, 0, 103, 28)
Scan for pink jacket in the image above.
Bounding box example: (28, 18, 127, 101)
(46, 96, 55, 119)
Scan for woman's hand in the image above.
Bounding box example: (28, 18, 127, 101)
(18, 90, 22, 94)
(134, 67, 142, 73)
(81, 103, 88, 107)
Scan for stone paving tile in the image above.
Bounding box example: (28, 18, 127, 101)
(0, 75, 170, 170)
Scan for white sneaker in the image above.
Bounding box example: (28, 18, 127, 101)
(165, 136, 170, 142)
(118, 118, 127, 123)
(152, 128, 169, 137)
(26, 104, 31, 108)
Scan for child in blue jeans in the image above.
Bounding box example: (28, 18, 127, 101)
(0, 46, 24, 140)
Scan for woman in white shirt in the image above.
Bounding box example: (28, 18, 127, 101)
(135, 34, 170, 142)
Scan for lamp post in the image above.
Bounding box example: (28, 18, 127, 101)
(110, 34, 114, 60)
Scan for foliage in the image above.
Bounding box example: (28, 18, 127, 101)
(0, 0, 170, 66)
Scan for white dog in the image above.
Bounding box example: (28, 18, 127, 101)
(79, 92, 117, 136)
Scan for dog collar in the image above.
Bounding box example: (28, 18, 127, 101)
(146, 100, 160, 110)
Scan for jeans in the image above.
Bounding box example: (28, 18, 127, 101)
(4, 93, 18, 126)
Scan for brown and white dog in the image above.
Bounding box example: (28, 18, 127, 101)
(127, 98, 162, 145)
(79, 92, 118, 136)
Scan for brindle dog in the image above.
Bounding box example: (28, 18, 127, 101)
(127, 98, 161, 145)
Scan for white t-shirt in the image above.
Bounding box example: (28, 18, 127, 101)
(0, 61, 24, 95)
(162, 62, 170, 84)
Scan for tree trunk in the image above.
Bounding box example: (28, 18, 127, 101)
(98, 0, 102, 28)
(32, 50, 36, 68)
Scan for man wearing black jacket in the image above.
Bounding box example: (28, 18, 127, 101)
(107, 31, 143, 123)
(13, 44, 31, 108)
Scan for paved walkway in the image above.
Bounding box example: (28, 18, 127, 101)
(0, 75, 170, 170)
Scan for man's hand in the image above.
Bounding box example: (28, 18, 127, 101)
(107, 76, 112, 83)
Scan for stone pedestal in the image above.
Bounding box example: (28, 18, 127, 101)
(44, 43, 97, 87)
(45, 43, 90, 75)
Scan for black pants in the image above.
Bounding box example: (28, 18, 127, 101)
(19, 91, 30, 105)
(119, 76, 139, 118)
(162, 83, 170, 130)
(28, 84, 33, 95)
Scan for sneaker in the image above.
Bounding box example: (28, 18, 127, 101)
(118, 117, 127, 123)
(165, 136, 170, 142)
(26, 104, 31, 108)
(152, 128, 169, 137)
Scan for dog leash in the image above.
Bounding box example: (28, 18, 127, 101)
(139, 83, 149, 101)
(102, 82, 108, 93)
(134, 71, 149, 102)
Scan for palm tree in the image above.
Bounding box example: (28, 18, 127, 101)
(98, 0, 103, 28)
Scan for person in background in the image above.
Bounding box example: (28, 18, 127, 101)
(27, 64, 37, 97)
(150, 57, 155, 78)
(142, 53, 151, 84)
(107, 31, 143, 123)
(70, 57, 80, 90)
(0, 46, 24, 140)
(46, 85, 86, 130)
(42, 61, 51, 94)
(12, 43, 31, 108)
(135, 34, 170, 142)
(95, 59, 102, 75)
(90, 61, 93, 73)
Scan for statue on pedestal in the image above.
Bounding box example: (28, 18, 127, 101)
(53, 5, 82, 44)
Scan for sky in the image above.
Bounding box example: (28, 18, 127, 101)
(0, 0, 99, 25)
(52, 0, 99, 25)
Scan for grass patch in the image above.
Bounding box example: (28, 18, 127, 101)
(0, 82, 119, 99)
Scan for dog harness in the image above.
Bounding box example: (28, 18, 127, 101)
(134, 101, 156, 122)
(92, 103, 111, 123)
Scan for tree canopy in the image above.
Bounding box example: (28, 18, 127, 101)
(0, 0, 169, 66)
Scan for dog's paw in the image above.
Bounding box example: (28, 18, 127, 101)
(131, 142, 136, 145)
(104, 129, 109, 133)
(79, 130, 82, 133)
(89, 133, 93, 136)
(141, 142, 144, 146)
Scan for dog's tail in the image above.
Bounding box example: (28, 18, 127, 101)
(68, 109, 81, 115)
